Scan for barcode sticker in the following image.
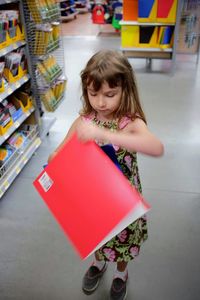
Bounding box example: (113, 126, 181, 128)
(38, 172, 53, 192)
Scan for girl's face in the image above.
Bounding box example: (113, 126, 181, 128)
(87, 81, 122, 121)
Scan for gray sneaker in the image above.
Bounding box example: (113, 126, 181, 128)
(82, 263, 107, 294)
(110, 277, 128, 300)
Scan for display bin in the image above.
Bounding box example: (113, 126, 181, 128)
(123, 0, 138, 21)
(8, 25, 25, 44)
(0, 31, 10, 49)
(14, 91, 33, 113)
(138, 0, 157, 23)
(0, 125, 38, 179)
(0, 101, 14, 135)
(0, 80, 5, 93)
(0, 25, 25, 50)
(158, 26, 174, 49)
(121, 25, 140, 47)
(7, 96, 24, 122)
(156, 0, 177, 23)
(3, 66, 27, 84)
(121, 25, 159, 48)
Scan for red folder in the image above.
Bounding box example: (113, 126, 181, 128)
(33, 134, 150, 259)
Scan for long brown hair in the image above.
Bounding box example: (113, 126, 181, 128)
(80, 50, 146, 123)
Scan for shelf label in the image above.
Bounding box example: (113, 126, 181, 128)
(3, 181, 9, 190)
(15, 81, 20, 88)
(0, 49, 6, 56)
(4, 133, 9, 140)
(16, 167, 21, 175)
(23, 157, 28, 164)
(7, 87, 12, 95)
(14, 121, 20, 128)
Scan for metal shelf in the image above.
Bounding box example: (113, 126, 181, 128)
(121, 47, 173, 52)
(0, 107, 35, 146)
(0, 136, 41, 198)
(119, 20, 176, 26)
(0, 74, 30, 102)
(0, 40, 26, 58)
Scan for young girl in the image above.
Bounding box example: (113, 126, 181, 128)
(48, 50, 164, 300)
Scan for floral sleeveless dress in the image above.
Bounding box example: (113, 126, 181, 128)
(85, 114, 148, 262)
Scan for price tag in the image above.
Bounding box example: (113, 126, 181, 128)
(4, 133, 9, 140)
(15, 81, 20, 88)
(7, 87, 12, 95)
(15, 121, 20, 128)
(0, 49, 6, 56)
(3, 181, 9, 190)
(23, 157, 28, 164)
(16, 167, 21, 175)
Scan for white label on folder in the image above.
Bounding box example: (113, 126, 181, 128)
(39, 172, 53, 192)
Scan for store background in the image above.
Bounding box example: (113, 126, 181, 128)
(0, 1, 200, 300)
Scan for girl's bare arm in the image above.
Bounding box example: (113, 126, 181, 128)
(76, 118, 164, 157)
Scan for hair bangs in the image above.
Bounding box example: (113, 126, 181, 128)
(87, 67, 123, 91)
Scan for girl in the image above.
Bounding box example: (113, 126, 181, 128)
(48, 50, 164, 300)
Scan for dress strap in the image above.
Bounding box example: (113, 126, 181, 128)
(118, 116, 132, 129)
(82, 112, 95, 122)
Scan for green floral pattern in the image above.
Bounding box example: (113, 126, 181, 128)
(92, 116, 148, 262)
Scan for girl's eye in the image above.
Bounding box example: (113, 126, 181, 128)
(106, 94, 115, 97)
(89, 92, 97, 97)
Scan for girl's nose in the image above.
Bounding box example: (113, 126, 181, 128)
(97, 95, 106, 108)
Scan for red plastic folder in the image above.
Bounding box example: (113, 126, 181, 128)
(33, 134, 150, 259)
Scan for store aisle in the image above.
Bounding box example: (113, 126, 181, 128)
(61, 12, 117, 36)
(0, 35, 200, 300)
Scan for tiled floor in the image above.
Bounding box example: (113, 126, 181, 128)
(61, 12, 118, 37)
(0, 25, 200, 300)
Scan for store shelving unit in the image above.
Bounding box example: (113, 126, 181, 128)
(21, 0, 67, 122)
(0, 0, 41, 198)
(119, 0, 182, 71)
(177, 0, 200, 64)
(0, 0, 66, 199)
(75, 0, 88, 13)
(59, 0, 78, 21)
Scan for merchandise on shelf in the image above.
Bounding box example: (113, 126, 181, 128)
(41, 78, 66, 112)
(2, 98, 23, 123)
(0, 62, 5, 92)
(0, 123, 38, 179)
(91, 0, 122, 30)
(3, 49, 27, 83)
(34, 23, 60, 55)
(0, 10, 24, 49)
(26, 0, 60, 23)
(0, 102, 13, 135)
(112, 0, 123, 29)
(37, 55, 62, 85)
(6, 130, 29, 150)
(0, 145, 14, 167)
(14, 91, 33, 113)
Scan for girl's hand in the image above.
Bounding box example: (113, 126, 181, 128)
(76, 119, 104, 143)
